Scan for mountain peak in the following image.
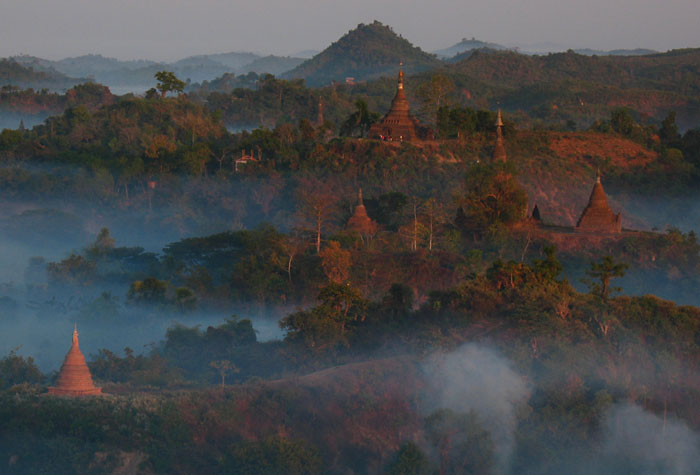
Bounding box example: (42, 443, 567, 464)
(283, 21, 441, 86)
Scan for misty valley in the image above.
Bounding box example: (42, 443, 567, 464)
(2, 20, 700, 475)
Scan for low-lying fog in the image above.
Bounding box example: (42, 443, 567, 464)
(0, 225, 284, 372)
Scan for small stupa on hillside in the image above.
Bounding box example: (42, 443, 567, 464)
(346, 189, 378, 237)
(575, 170, 622, 234)
(493, 109, 507, 162)
(48, 325, 102, 396)
(368, 67, 421, 142)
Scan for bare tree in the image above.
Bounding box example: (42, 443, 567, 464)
(295, 178, 339, 254)
(209, 360, 239, 389)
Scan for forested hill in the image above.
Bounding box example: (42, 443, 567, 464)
(0, 59, 84, 91)
(283, 21, 441, 86)
(450, 48, 700, 94)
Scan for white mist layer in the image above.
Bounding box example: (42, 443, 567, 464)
(603, 403, 700, 474)
(422, 343, 530, 473)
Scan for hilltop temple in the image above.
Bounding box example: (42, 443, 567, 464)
(48, 325, 102, 397)
(575, 171, 622, 234)
(368, 69, 423, 142)
(493, 110, 507, 162)
(346, 189, 378, 238)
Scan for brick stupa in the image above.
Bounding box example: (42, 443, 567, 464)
(493, 110, 507, 162)
(368, 68, 420, 142)
(48, 325, 102, 396)
(575, 171, 622, 234)
(346, 189, 378, 237)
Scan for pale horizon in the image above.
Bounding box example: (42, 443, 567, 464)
(1, 0, 699, 62)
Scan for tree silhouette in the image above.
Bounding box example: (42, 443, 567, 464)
(155, 71, 186, 98)
(209, 360, 239, 388)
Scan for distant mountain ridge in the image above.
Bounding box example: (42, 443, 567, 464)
(4, 52, 304, 92)
(433, 37, 507, 58)
(283, 21, 442, 86)
(0, 58, 85, 90)
(574, 48, 658, 56)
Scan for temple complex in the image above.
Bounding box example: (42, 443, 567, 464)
(575, 171, 622, 234)
(346, 189, 378, 237)
(493, 110, 507, 162)
(368, 69, 421, 142)
(48, 325, 102, 397)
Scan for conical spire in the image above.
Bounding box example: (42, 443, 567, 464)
(575, 171, 622, 233)
(367, 62, 420, 142)
(493, 109, 507, 162)
(346, 188, 377, 237)
(389, 65, 409, 112)
(48, 325, 102, 397)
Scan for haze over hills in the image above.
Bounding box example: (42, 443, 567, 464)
(3, 16, 700, 474)
(2, 21, 699, 130)
(433, 37, 508, 59)
(2, 52, 305, 93)
(574, 48, 658, 56)
(283, 21, 442, 86)
(0, 58, 85, 90)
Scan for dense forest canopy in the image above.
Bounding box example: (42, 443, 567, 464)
(0, 26, 700, 472)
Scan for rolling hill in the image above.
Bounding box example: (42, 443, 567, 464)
(0, 58, 84, 91)
(283, 21, 442, 86)
(433, 37, 507, 59)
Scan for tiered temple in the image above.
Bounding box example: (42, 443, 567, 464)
(48, 325, 102, 396)
(575, 171, 622, 234)
(368, 69, 421, 142)
(493, 110, 507, 162)
(346, 189, 378, 237)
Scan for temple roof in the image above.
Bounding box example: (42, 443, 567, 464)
(575, 171, 622, 233)
(493, 109, 507, 162)
(368, 67, 419, 141)
(48, 325, 102, 397)
(346, 189, 378, 236)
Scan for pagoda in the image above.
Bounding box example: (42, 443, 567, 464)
(368, 68, 420, 142)
(346, 189, 378, 237)
(575, 171, 622, 234)
(493, 110, 507, 162)
(48, 325, 102, 396)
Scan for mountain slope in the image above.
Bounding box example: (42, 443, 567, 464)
(0, 59, 84, 90)
(450, 48, 700, 95)
(237, 55, 305, 75)
(205, 51, 260, 70)
(434, 37, 507, 58)
(54, 54, 156, 77)
(283, 21, 441, 86)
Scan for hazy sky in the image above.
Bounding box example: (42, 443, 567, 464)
(1, 0, 699, 60)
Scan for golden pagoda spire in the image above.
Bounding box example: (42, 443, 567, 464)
(398, 62, 404, 90)
(493, 109, 507, 162)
